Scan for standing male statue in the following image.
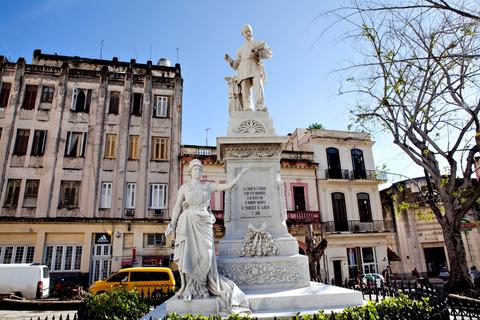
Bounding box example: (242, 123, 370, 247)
(225, 24, 272, 112)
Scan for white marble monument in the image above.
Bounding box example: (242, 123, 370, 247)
(142, 25, 363, 320)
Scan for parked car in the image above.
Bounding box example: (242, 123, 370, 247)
(362, 273, 385, 287)
(89, 267, 175, 295)
(0, 263, 50, 299)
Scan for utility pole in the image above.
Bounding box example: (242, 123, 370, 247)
(204, 128, 211, 146)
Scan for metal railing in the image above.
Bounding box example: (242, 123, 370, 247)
(323, 220, 395, 233)
(287, 210, 321, 224)
(321, 169, 387, 181)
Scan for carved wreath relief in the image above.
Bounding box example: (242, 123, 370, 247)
(237, 119, 266, 134)
(240, 222, 279, 257)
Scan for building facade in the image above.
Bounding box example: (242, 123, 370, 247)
(286, 129, 392, 285)
(381, 178, 480, 279)
(0, 50, 182, 286)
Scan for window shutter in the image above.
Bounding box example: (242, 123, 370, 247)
(126, 183, 136, 208)
(71, 88, 78, 111)
(150, 184, 159, 209)
(101, 183, 112, 209)
(159, 184, 166, 208)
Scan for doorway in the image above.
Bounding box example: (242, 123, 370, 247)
(423, 247, 447, 277)
(333, 260, 343, 286)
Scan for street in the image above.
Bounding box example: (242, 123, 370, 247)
(0, 309, 77, 320)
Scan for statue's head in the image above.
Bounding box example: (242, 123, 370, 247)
(241, 24, 253, 39)
(187, 159, 203, 178)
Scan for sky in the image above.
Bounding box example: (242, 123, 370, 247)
(0, 0, 425, 184)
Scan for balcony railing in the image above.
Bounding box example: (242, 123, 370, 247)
(182, 145, 216, 157)
(321, 169, 387, 181)
(287, 210, 321, 224)
(325, 169, 351, 180)
(323, 220, 395, 233)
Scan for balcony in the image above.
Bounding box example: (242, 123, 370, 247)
(351, 170, 387, 181)
(287, 210, 321, 225)
(323, 220, 395, 233)
(324, 169, 350, 180)
(182, 145, 216, 158)
(321, 169, 387, 181)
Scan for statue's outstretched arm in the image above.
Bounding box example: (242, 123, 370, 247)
(214, 167, 249, 192)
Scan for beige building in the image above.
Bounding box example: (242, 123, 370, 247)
(381, 178, 480, 279)
(0, 50, 182, 286)
(286, 129, 392, 285)
(181, 127, 392, 286)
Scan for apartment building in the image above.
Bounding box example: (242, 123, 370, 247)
(286, 128, 392, 285)
(0, 50, 182, 286)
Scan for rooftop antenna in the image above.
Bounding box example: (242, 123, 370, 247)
(204, 128, 211, 146)
(149, 45, 152, 61)
(176, 48, 180, 63)
(100, 40, 104, 59)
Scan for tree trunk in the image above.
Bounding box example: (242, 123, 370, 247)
(305, 224, 328, 282)
(441, 211, 473, 292)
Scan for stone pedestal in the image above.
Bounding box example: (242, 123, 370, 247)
(216, 111, 310, 290)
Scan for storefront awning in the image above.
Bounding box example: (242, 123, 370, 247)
(387, 247, 401, 261)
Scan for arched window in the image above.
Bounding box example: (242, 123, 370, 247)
(326, 147, 342, 179)
(331, 192, 348, 231)
(351, 149, 366, 179)
(357, 193, 373, 222)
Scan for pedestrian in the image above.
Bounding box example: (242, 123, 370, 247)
(412, 267, 420, 279)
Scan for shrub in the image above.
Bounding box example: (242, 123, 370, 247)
(77, 286, 149, 320)
(163, 294, 432, 320)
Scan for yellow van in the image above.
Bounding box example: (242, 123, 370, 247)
(89, 267, 175, 295)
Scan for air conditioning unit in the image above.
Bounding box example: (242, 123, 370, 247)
(153, 209, 164, 216)
(125, 209, 135, 217)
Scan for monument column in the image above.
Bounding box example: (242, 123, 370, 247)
(216, 110, 311, 290)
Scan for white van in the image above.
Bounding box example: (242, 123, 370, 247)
(0, 263, 50, 299)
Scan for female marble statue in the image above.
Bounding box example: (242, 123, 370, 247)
(165, 159, 249, 312)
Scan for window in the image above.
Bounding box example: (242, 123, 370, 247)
(149, 184, 167, 209)
(332, 192, 348, 231)
(153, 95, 169, 117)
(151, 137, 169, 160)
(13, 129, 30, 156)
(0, 245, 34, 263)
(125, 183, 136, 209)
(293, 186, 306, 211)
(106, 272, 129, 282)
(0, 82, 11, 108)
(357, 193, 373, 222)
(351, 149, 366, 179)
(4, 179, 21, 208)
(22, 85, 38, 110)
(108, 91, 120, 115)
(361, 247, 378, 274)
(100, 182, 113, 209)
(71, 88, 91, 113)
(104, 134, 117, 159)
(347, 247, 362, 279)
(43, 245, 82, 272)
(326, 147, 342, 179)
(131, 92, 143, 116)
(65, 132, 86, 157)
(31, 130, 47, 156)
(41, 86, 54, 103)
(128, 135, 140, 160)
(145, 233, 166, 246)
(130, 271, 170, 281)
(59, 181, 80, 209)
(23, 179, 39, 208)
